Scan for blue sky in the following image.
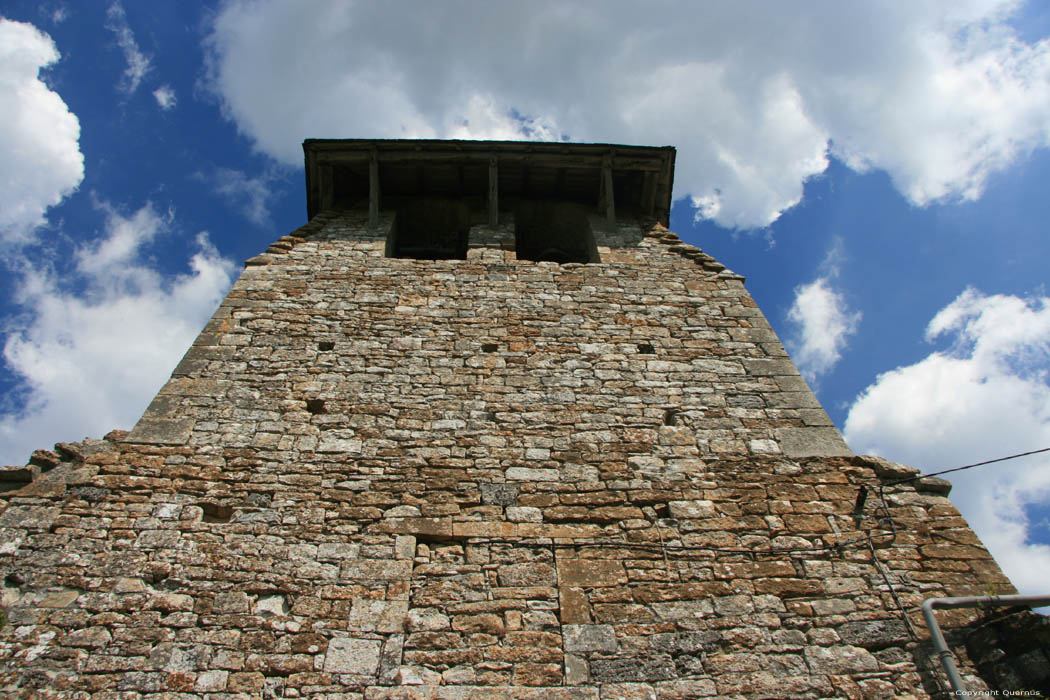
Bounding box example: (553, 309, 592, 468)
(2, 1, 1049, 595)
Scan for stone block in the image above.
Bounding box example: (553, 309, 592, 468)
(506, 506, 542, 522)
(317, 434, 363, 453)
(600, 683, 656, 700)
(589, 656, 675, 683)
(774, 427, 852, 458)
(667, 500, 715, 519)
(565, 653, 590, 685)
(324, 637, 382, 675)
(213, 591, 251, 614)
(836, 619, 910, 650)
(499, 562, 556, 587)
(341, 559, 412, 581)
(348, 598, 409, 632)
(195, 670, 229, 692)
(803, 645, 878, 674)
(563, 624, 618, 653)
(506, 466, 560, 481)
(480, 483, 519, 505)
(0, 505, 59, 530)
(558, 559, 628, 587)
(125, 417, 195, 445)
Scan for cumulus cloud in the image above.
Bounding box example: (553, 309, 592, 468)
(787, 278, 862, 383)
(153, 85, 176, 110)
(203, 0, 1050, 230)
(0, 202, 237, 466)
(844, 288, 1050, 595)
(0, 19, 83, 242)
(105, 2, 151, 94)
(786, 239, 860, 382)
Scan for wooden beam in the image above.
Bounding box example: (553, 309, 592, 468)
(316, 150, 665, 171)
(319, 164, 334, 212)
(488, 156, 498, 227)
(369, 148, 380, 229)
(601, 152, 615, 224)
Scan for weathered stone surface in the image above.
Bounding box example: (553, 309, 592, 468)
(589, 656, 676, 683)
(324, 637, 382, 675)
(124, 417, 195, 445)
(557, 560, 628, 587)
(0, 141, 1030, 700)
(348, 598, 409, 632)
(837, 619, 911, 649)
(563, 624, 618, 653)
(803, 645, 879, 674)
(774, 426, 852, 457)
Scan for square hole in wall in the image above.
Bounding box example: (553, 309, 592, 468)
(386, 198, 470, 260)
(514, 200, 599, 264)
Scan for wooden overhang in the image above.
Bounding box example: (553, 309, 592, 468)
(302, 139, 677, 227)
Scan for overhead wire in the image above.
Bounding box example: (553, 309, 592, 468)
(884, 446, 1050, 487)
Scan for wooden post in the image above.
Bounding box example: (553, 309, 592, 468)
(369, 148, 380, 229)
(488, 156, 498, 227)
(319, 164, 333, 213)
(602, 152, 615, 225)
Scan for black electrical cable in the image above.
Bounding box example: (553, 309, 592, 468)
(885, 446, 1050, 486)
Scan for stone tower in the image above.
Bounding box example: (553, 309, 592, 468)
(0, 140, 1044, 698)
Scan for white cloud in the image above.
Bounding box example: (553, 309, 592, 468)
(0, 202, 237, 466)
(0, 19, 83, 242)
(105, 2, 151, 94)
(203, 0, 1050, 230)
(153, 84, 176, 110)
(787, 278, 862, 383)
(203, 167, 275, 226)
(844, 288, 1050, 595)
(786, 239, 860, 382)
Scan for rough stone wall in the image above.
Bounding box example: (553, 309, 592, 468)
(0, 211, 1025, 698)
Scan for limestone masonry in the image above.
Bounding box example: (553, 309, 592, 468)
(1, 140, 1046, 699)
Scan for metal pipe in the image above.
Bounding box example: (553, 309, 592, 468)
(921, 593, 1050, 694)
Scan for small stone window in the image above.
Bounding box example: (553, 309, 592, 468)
(200, 502, 234, 522)
(514, 200, 599, 264)
(386, 198, 470, 260)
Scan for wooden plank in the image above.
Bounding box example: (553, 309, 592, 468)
(316, 150, 666, 171)
(320, 165, 333, 212)
(602, 152, 615, 224)
(306, 158, 320, 219)
(369, 148, 380, 229)
(488, 156, 498, 227)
